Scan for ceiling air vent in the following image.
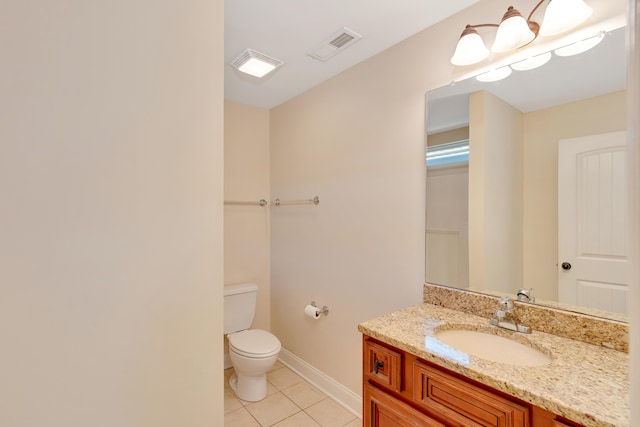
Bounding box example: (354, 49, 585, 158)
(230, 48, 283, 78)
(307, 27, 362, 62)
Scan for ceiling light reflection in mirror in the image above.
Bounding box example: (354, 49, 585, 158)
(510, 52, 552, 71)
(474, 30, 606, 83)
(476, 66, 512, 82)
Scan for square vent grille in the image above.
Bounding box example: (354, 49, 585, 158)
(307, 27, 362, 61)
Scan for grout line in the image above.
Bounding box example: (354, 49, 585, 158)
(247, 407, 262, 427)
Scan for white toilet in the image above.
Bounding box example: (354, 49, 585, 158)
(224, 283, 281, 402)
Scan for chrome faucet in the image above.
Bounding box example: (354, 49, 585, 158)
(516, 287, 535, 303)
(490, 296, 531, 334)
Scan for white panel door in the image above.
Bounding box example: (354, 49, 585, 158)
(558, 131, 628, 314)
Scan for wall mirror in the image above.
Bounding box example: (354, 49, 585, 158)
(425, 25, 628, 321)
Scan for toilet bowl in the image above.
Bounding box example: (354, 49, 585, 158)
(227, 329, 281, 401)
(224, 283, 281, 402)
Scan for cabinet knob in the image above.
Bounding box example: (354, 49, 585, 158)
(374, 360, 384, 374)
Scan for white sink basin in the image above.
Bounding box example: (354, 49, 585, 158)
(434, 328, 552, 367)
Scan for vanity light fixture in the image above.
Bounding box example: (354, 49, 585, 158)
(451, 0, 593, 66)
(539, 0, 593, 36)
(230, 48, 284, 78)
(451, 26, 490, 66)
(492, 6, 537, 53)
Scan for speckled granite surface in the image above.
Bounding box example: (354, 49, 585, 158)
(358, 304, 630, 427)
(423, 283, 629, 352)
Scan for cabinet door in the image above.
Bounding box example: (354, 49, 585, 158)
(413, 362, 529, 427)
(364, 384, 445, 427)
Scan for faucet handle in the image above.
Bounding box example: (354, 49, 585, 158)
(498, 296, 513, 312)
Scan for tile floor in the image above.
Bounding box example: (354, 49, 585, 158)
(224, 361, 361, 427)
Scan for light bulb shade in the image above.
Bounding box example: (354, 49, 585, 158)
(491, 7, 536, 53)
(451, 26, 490, 66)
(539, 0, 593, 36)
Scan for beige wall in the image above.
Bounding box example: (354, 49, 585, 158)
(268, 0, 514, 397)
(0, 1, 224, 426)
(269, 43, 426, 395)
(523, 91, 627, 300)
(224, 101, 271, 332)
(469, 91, 524, 294)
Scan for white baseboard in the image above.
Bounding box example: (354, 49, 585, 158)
(278, 347, 362, 419)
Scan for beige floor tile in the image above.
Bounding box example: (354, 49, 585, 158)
(342, 418, 362, 427)
(281, 381, 328, 409)
(224, 407, 261, 427)
(269, 360, 284, 372)
(224, 388, 243, 414)
(265, 380, 280, 397)
(305, 398, 357, 427)
(267, 366, 304, 390)
(245, 392, 300, 426)
(272, 411, 322, 427)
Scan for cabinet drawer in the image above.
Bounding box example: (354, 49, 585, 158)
(364, 339, 402, 392)
(413, 361, 529, 427)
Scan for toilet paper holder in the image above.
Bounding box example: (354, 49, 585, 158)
(310, 301, 329, 316)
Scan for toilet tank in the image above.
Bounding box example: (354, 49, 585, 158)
(224, 283, 258, 334)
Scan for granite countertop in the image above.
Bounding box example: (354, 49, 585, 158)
(358, 303, 630, 427)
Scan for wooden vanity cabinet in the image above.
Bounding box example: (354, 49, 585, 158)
(364, 383, 446, 427)
(364, 339, 402, 393)
(413, 361, 529, 427)
(363, 336, 585, 427)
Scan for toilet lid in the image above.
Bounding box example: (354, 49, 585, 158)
(228, 329, 281, 357)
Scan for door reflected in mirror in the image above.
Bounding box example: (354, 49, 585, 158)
(425, 26, 628, 321)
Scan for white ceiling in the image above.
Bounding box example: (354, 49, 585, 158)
(224, 0, 479, 109)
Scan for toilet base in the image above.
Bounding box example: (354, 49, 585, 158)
(229, 372, 267, 402)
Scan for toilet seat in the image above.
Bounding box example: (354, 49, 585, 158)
(228, 329, 281, 358)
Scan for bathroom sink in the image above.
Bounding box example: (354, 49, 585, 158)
(434, 328, 552, 367)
